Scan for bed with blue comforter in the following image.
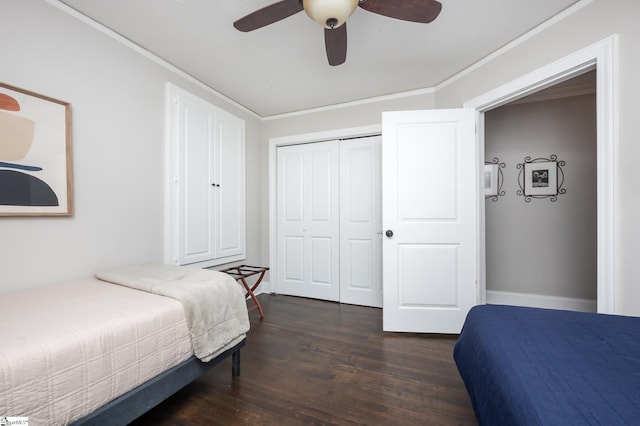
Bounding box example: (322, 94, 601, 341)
(454, 304, 640, 425)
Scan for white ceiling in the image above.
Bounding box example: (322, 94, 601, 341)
(57, 0, 580, 117)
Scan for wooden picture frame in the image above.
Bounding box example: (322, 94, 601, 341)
(0, 82, 72, 216)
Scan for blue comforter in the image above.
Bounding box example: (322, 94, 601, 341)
(454, 305, 640, 425)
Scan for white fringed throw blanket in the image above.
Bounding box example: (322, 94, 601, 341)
(96, 263, 250, 362)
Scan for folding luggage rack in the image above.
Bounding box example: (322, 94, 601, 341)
(219, 265, 269, 319)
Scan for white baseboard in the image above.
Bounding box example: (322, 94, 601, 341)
(486, 290, 597, 313)
(250, 286, 595, 311)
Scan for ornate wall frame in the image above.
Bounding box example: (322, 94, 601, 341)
(484, 157, 506, 202)
(516, 154, 565, 202)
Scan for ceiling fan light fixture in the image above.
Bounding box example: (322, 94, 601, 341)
(303, 0, 358, 29)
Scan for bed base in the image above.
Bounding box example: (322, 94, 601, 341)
(72, 338, 245, 426)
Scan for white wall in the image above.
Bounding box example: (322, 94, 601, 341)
(484, 94, 597, 301)
(4, 0, 639, 316)
(262, 0, 640, 316)
(0, 0, 262, 292)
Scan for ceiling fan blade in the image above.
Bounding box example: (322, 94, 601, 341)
(358, 0, 442, 24)
(234, 0, 303, 32)
(324, 23, 348, 66)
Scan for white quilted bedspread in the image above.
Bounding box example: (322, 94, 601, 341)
(95, 263, 251, 362)
(0, 279, 193, 425)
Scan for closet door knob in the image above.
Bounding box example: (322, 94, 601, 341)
(385, 230, 394, 238)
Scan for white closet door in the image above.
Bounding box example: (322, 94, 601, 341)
(276, 141, 340, 301)
(214, 109, 245, 260)
(177, 95, 215, 265)
(339, 136, 382, 307)
(166, 83, 246, 267)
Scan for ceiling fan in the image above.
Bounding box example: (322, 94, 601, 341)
(233, 0, 442, 66)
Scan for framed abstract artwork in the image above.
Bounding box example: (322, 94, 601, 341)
(0, 82, 73, 216)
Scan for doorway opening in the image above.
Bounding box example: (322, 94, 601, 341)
(465, 35, 618, 314)
(484, 70, 597, 312)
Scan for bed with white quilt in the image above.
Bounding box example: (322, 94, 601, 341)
(0, 264, 250, 425)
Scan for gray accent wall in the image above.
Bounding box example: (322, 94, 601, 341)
(484, 93, 597, 301)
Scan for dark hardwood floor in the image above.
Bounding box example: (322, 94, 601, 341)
(131, 295, 478, 425)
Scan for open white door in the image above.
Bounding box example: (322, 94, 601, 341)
(382, 109, 477, 333)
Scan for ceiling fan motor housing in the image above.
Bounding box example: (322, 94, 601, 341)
(303, 0, 359, 29)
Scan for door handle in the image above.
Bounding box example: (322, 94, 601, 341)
(385, 230, 394, 238)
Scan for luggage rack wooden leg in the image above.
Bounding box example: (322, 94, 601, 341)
(239, 273, 265, 319)
(219, 265, 268, 319)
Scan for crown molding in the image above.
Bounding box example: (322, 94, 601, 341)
(47, 0, 594, 121)
(44, 0, 261, 120)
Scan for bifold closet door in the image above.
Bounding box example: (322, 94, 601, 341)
(276, 141, 340, 301)
(339, 136, 382, 308)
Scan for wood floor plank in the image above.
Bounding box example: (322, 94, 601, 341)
(131, 295, 478, 425)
